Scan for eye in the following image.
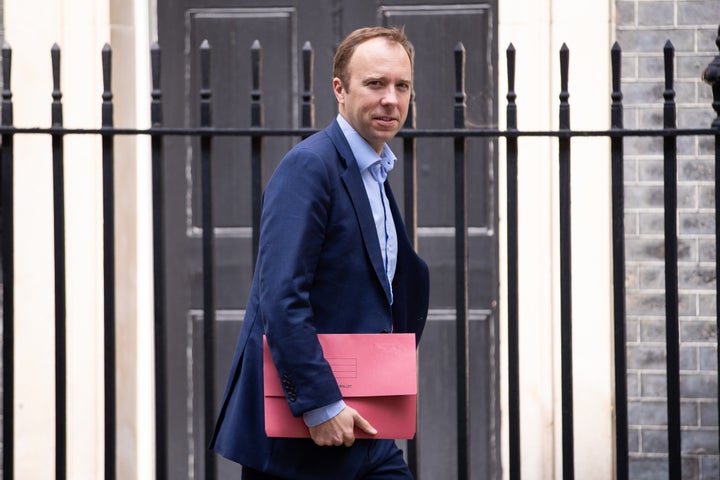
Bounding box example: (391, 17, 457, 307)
(397, 83, 410, 92)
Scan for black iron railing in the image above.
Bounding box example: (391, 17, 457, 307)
(1, 25, 720, 480)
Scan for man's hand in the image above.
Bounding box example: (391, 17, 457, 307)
(308, 406, 377, 447)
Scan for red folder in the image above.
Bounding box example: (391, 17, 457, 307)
(263, 333, 417, 439)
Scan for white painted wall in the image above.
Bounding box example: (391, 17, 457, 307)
(5, 0, 154, 478)
(6, 3, 64, 480)
(498, 0, 615, 478)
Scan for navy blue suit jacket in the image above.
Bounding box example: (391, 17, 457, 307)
(209, 120, 429, 478)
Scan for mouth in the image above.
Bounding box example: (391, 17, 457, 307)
(372, 115, 398, 127)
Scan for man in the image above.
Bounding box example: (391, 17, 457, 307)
(210, 26, 429, 479)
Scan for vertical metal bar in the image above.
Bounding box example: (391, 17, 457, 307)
(150, 42, 168, 480)
(101, 43, 116, 480)
(301, 41, 314, 131)
(51, 43, 67, 480)
(701, 24, 720, 466)
(662, 40, 681, 480)
(558, 43, 575, 480)
(505, 43, 521, 480)
(1, 42, 14, 480)
(250, 40, 264, 265)
(713, 136, 720, 480)
(403, 88, 419, 477)
(610, 42, 629, 480)
(199, 39, 217, 480)
(453, 42, 470, 480)
(715, 134, 720, 480)
(403, 92, 417, 244)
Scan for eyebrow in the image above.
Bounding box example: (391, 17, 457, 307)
(362, 75, 412, 84)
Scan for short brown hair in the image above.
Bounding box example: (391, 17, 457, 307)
(332, 26, 414, 90)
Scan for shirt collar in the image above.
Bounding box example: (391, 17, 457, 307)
(336, 114, 396, 174)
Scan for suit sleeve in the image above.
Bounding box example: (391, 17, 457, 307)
(258, 146, 343, 417)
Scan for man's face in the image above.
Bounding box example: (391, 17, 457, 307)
(333, 37, 412, 154)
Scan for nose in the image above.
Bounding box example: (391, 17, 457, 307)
(381, 86, 399, 106)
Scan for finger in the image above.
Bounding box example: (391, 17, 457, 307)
(309, 428, 334, 447)
(310, 434, 327, 447)
(315, 435, 338, 447)
(343, 432, 356, 447)
(353, 412, 377, 435)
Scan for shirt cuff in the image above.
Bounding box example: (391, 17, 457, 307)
(302, 399, 347, 427)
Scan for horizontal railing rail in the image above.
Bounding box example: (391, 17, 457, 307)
(0, 125, 717, 137)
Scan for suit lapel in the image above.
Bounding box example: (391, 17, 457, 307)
(326, 121, 393, 304)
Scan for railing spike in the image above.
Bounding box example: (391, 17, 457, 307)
(251, 39, 263, 128)
(101, 44, 112, 104)
(454, 42, 466, 129)
(506, 44, 516, 106)
(611, 42, 623, 129)
(151, 42, 162, 127)
(51, 44, 62, 127)
(559, 45, 570, 129)
(301, 41, 314, 129)
(2, 43, 12, 101)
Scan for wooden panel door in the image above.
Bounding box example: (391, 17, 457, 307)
(157, 2, 499, 478)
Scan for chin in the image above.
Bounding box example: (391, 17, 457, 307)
(376, 128, 398, 138)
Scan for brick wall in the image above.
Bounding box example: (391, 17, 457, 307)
(617, 1, 719, 478)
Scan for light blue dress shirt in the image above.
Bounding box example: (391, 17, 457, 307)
(302, 115, 399, 428)
(337, 114, 398, 294)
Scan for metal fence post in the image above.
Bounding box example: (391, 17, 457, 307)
(700, 25, 720, 467)
(51, 43, 68, 480)
(150, 41, 168, 480)
(199, 39, 218, 480)
(558, 43, 575, 480)
(101, 43, 117, 480)
(250, 40, 264, 265)
(661, 40, 681, 480)
(505, 42, 521, 480)
(453, 41, 470, 480)
(610, 41, 629, 480)
(1, 41, 14, 480)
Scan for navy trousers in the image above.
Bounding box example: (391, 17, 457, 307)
(241, 440, 414, 480)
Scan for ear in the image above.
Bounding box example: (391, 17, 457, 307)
(332, 77, 344, 104)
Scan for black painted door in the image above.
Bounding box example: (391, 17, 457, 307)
(157, 2, 499, 478)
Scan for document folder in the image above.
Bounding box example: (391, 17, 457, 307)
(263, 333, 417, 439)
